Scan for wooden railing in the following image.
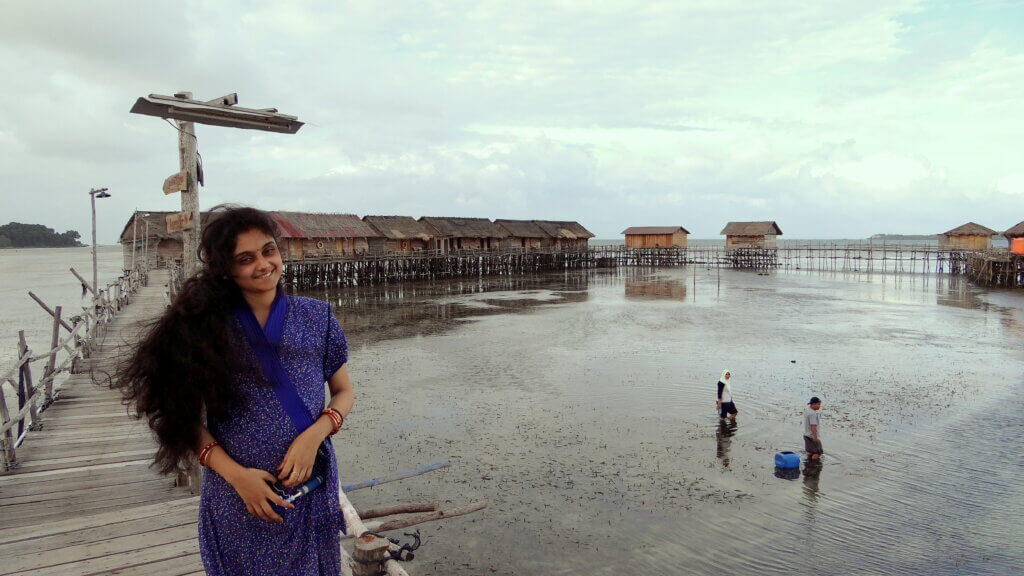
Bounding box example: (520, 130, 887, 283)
(0, 265, 149, 472)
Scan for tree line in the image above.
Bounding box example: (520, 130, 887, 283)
(0, 222, 84, 248)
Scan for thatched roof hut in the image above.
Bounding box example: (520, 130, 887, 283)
(720, 221, 783, 250)
(270, 212, 380, 258)
(531, 220, 595, 250)
(419, 217, 509, 252)
(363, 215, 435, 253)
(1005, 220, 1024, 254)
(939, 222, 997, 251)
(118, 211, 206, 269)
(494, 219, 548, 250)
(621, 226, 690, 249)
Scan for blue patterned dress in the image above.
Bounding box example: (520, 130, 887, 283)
(199, 296, 348, 576)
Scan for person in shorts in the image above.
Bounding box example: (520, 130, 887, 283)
(804, 396, 823, 460)
(716, 369, 738, 421)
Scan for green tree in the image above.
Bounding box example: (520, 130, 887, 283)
(0, 222, 85, 247)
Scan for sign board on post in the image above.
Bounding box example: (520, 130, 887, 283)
(166, 212, 194, 233)
(163, 171, 188, 195)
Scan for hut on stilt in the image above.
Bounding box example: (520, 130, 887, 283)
(621, 226, 689, 248)
(362, 215, 435, 254)
(720, 221, 783, 250)
(118, 211, 203, 269)
(418, 217, 509, 253)
(531, 220, 595, 250)
(939, 222, 998, 251)
(271, 212, 382, 258)
(494, 219, 548, 250)
(1006, 220, 1024, 255)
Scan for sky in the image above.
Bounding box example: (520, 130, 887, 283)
(1, 0, 1022, 242)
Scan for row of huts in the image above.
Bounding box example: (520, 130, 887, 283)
(118, 211, 595, 268)
(623, 222, 785, 250)
(623, 220, 1024, 253)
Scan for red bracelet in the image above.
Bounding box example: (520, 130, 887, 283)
(198, 441, 219, 467)
(321, 409, 343, 435)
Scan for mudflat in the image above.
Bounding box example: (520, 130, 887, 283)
(314, 267, 1024, 575)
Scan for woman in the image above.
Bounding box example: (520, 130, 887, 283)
(716, 369, 737, 421)
(117, 205, 354, 576)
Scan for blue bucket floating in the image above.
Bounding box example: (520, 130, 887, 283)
(774, 451, 800, 469)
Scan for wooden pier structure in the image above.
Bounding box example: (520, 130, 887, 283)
(0, 269, 207, 575)
(1, 268, 483, 575)
(965, 251, 1024, 288)
(282, 243, 981, 288)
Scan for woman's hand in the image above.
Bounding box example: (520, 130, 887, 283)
(277, 428, 324, 488)
(227, 467, 294, 523)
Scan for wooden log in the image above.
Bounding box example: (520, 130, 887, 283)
(358, 501, 438, 520)
(362, 501, 488, 533)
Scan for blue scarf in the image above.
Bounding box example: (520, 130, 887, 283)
(234, 290, 326, 503)
(234, 290, 315, 431)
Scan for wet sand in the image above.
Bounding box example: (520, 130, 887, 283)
(318, 267, 1024, 575)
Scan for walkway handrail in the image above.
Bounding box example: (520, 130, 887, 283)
(0, 266, 148, 472)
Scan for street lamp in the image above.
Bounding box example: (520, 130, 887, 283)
(140, 213, 151, 272)
(89, 187, 111, 302)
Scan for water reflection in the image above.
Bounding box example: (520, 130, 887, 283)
(773, 466, 801, 480)
(295, 272, 591, 345)
(802, 459, 822, 503)
(624, 276, 688, 300)
(715, 420, 737, 468)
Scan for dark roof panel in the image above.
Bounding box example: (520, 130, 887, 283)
(622, 226, 690, 235)
(531, 220, 595, 239)
(363, 215, 435, 240)
(720, 221, 783, 236)
(419, 217, 509, 238)
(942, 222, 997, 236)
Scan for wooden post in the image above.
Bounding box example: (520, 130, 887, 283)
(43, 306, 62, 405)
(0, 378, 14, 470)
(176, 92, 201, 277)
(352, 535, 391, 576)
(18, 331, 40, 430)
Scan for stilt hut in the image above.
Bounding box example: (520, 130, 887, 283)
(419, 217, 509, 253)
(939, 222, 997, 250)
(621, 226, 689, 248)
(494, 219, 548, 250)
(271, 212, 381, 259)
(118, 211, 197, 270)
(362, 216, 435, 253)
(531, 220, 595, 250)
(720, 221, 783, 250)
(1005, 220, 1024, 255)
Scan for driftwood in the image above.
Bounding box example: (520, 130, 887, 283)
(363, 501, 488, 533)
(358, 501, 438, 520)
(338, 462, 487, 576)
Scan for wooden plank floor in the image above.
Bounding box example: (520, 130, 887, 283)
(0, 270, 203, 575)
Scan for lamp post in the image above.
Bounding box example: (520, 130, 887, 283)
(89, 187, 111, 301)
(140, 213, 151, 271)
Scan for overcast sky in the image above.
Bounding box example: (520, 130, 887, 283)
(1, 1, 1022, 242)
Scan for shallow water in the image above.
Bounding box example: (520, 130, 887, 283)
(313, 267, 1024, 575)
(3, 249, 1021, 574)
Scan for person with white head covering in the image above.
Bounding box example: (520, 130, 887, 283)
(716, 369, 738, 421)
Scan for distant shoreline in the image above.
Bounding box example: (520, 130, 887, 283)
(868, 234, 938, 240)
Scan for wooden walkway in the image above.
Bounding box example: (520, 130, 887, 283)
(0, 270, 203, 575)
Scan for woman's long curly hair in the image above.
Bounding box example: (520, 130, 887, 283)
(115, 205, 281, 475)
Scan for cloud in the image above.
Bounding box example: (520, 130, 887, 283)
(0, 1, 1021, 241)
